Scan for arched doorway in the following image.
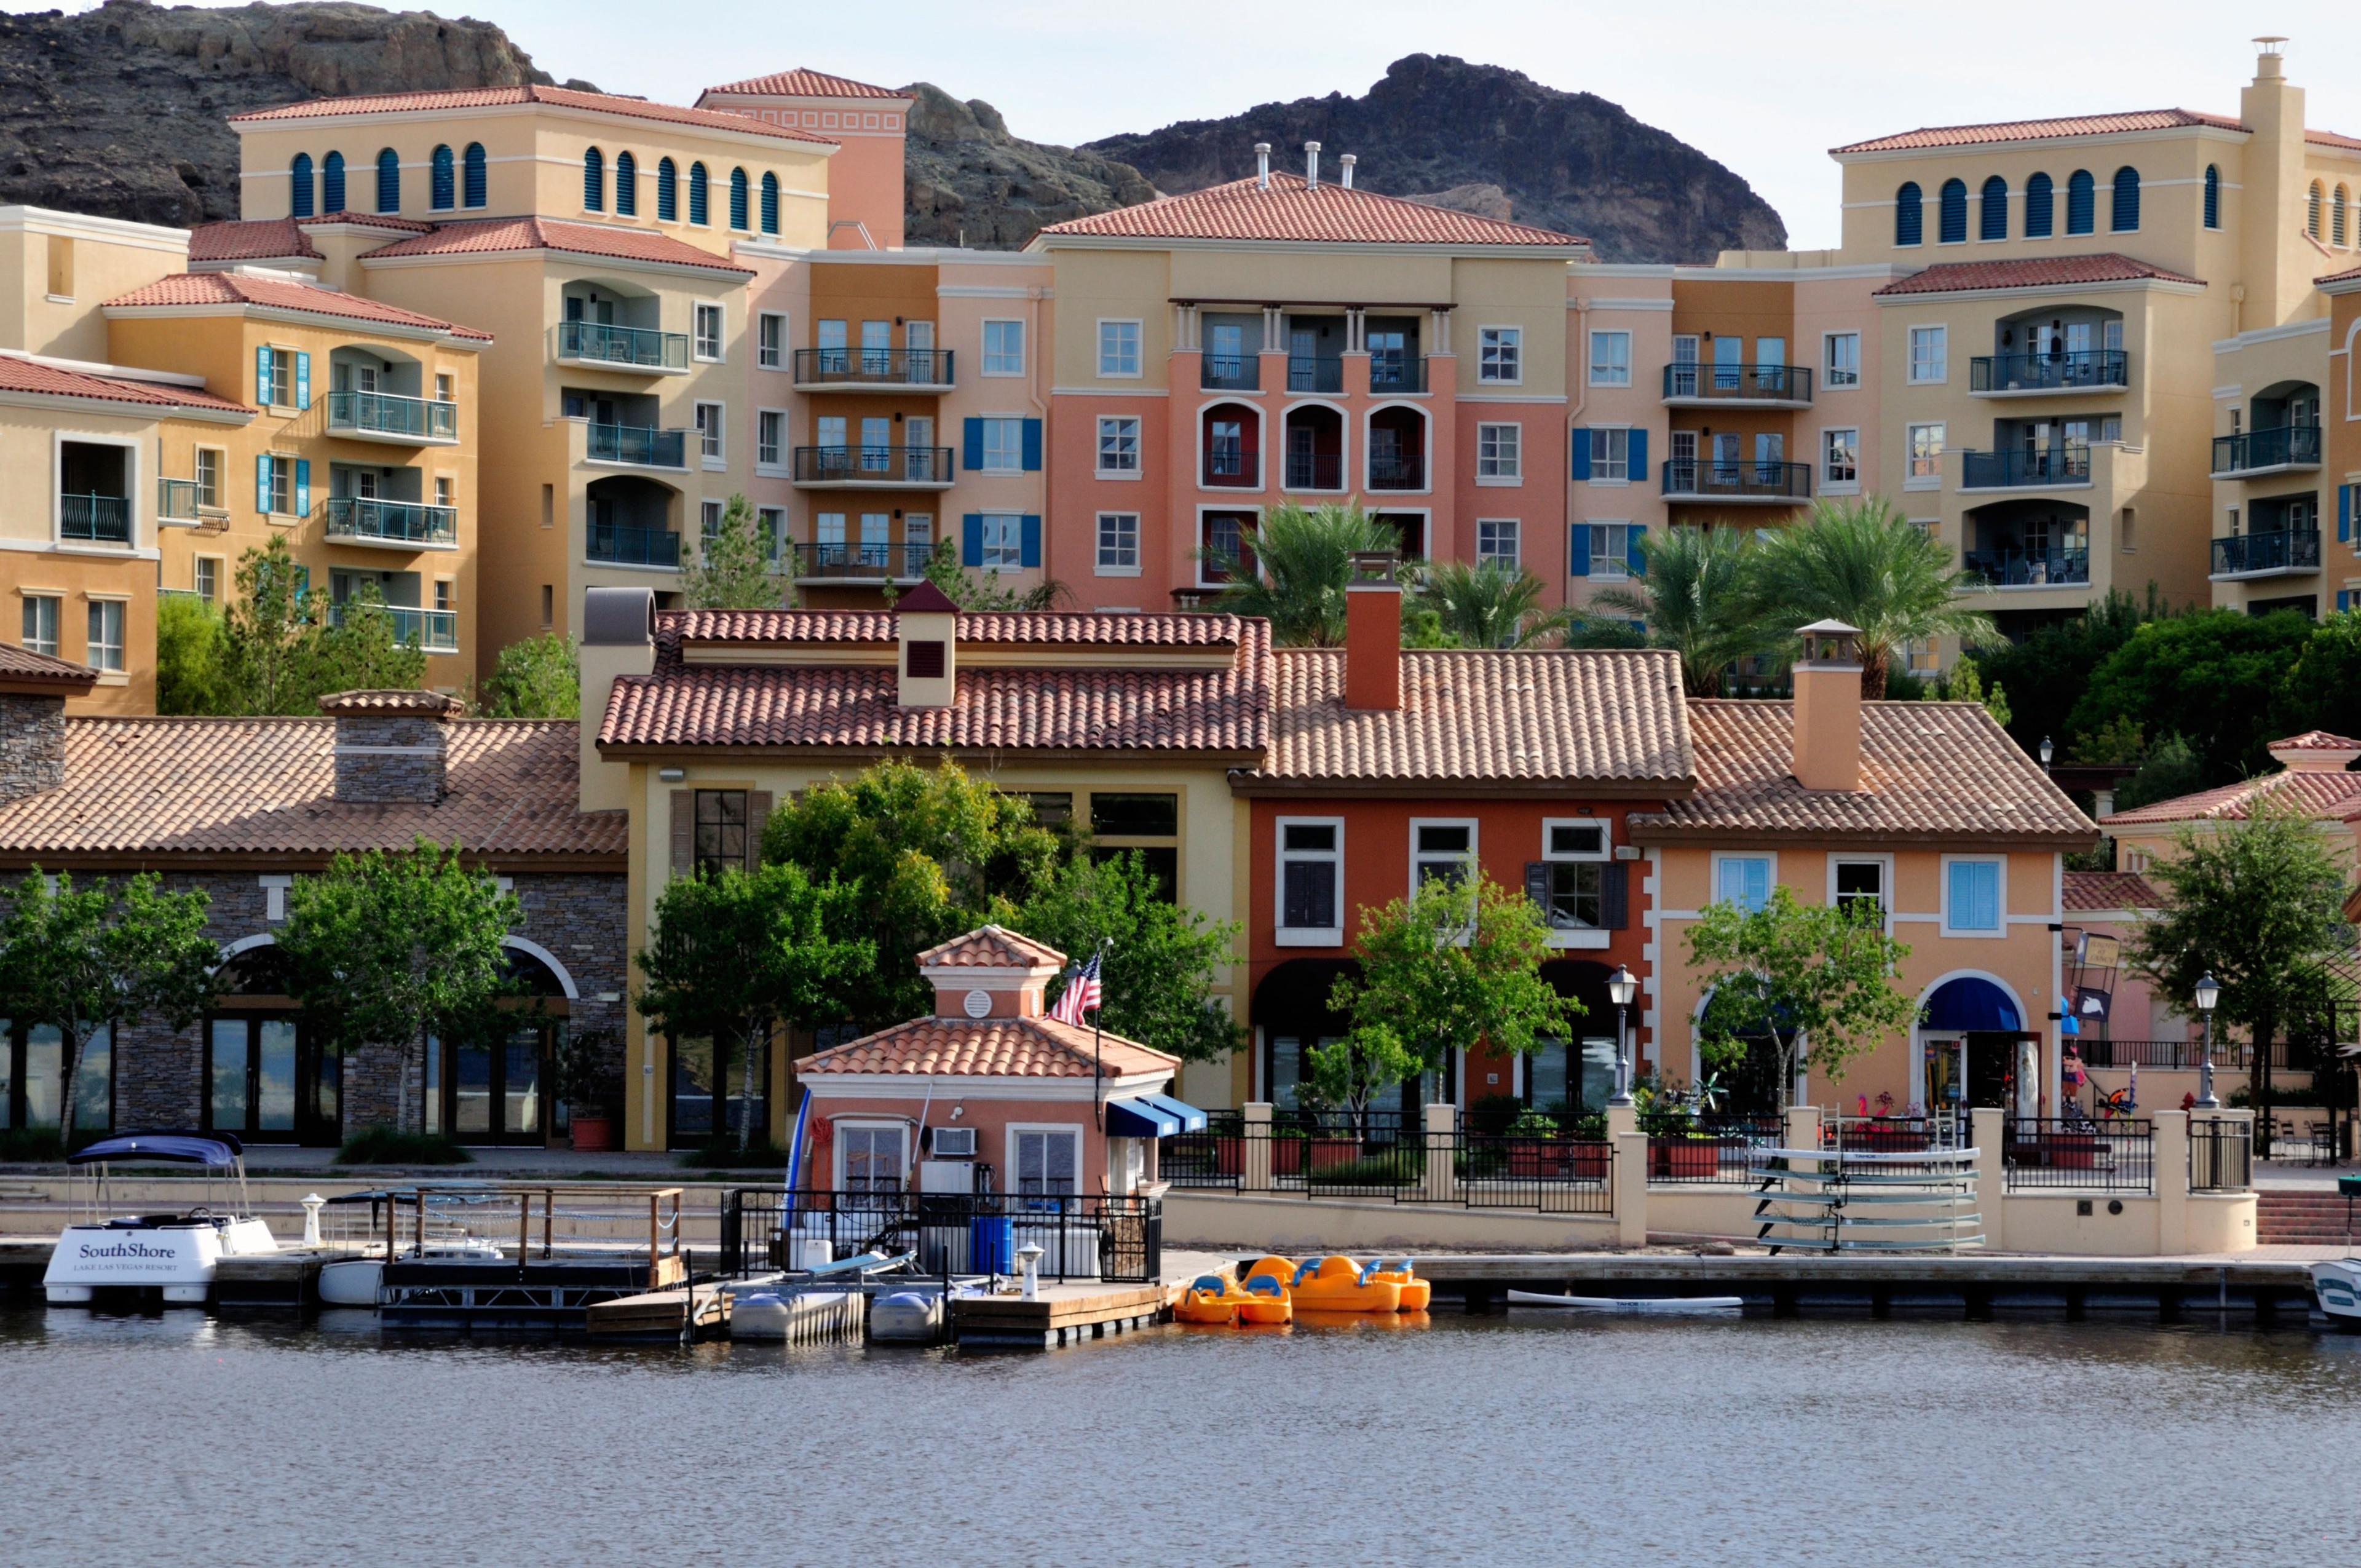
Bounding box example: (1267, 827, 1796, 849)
(1254, 959, 1356, 1113)
(1281, 403, 1343, 492)
(205, 941, 340, 1147)
(425, 945, 571, 1146)
(1201, 402, 1262, 489)
(1920, 975, 2033, 1116)
(1367, 406, 1426, 490)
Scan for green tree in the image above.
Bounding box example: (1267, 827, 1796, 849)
(2064, 608, 2315, 787)
(276, 840, 520, 1135)
(1972, 587, 2168, 764)
(2273, 607, 2361, 742)
(1744, 496, 1999, 696)
(1686, 886, 1918, 1109)
(0, 871, 218, 1148)
(1201, 499, 1400, 646)
(481, 633, 580, 719)
(218, 536, 320, 715)
(310, 585, 429, 695)
(155, 593, 227, 715)
(2126, 801, 2349, 1116)
(1934, 653, 2011, 728)
(200, 537, 426, 715)
(1415, 561, 1568, 649)
(908, 539, 1072, 612)
(1587, 522, 1768, 696)
(636, 862, 873, 1152)
(1018, 849, 1243, 1063)
(682, 493, 791, 611)
(1323, 874, 1580, 1121)
(2111, 735, 2204, 812)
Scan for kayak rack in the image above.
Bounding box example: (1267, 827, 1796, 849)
(1753, 1145, 1984, 1254)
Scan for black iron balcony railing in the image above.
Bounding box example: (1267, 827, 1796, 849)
(1202, 448, 1258, 488)
(1200, 354, 1260, 391)
(2211, 529, 2320, 576)
(2211, 424, 2321, 476)
(791, 445, 954, 484)
(60, 493, 131, 543)
(326, 600, 457, 652)
(1963, 547, 2091, 587)
(1367, 453, 1425, 490)
(1368, 355, 1426, 394)
(1284, 451, 1343, 490)
(1969, 349, 2128, 393)
(791, 347, 954, 387)
(556, 319, 689, 371)
(587, 520, 681, 568)
(1661, 459, 1812, 500)
(789, 541, 934, 580)
(323, 497, 459, 547)
(157, 478, 203, 523)
(1960, 445, 2092, 489)
(1287, 356, 1343, 394)
(326, 389, 457, 441)
(1662, 362, 1814, 403)
(587, 423, 687, 468)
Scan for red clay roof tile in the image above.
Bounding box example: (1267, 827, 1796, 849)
(1038, 172, 1584, 248)
(700, 69, 904, 100)
(671, 608, 1243, 647)
(2063, 870, 2163, 912)
(358, 216, 752, 277)
(799, 1013, 1176, 1078)
(0, 354, 250, 414)
(1835, 109, 2245, 154)
(188, 217, 318, 263)
(917, 926, 1067, 970)
(105, 272, 493, 341)
(1872, 255, 2201, 296)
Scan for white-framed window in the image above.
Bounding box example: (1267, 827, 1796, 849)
(1824, 331, 1861, 389)
(1822, 427, 1859, 486)
(1540, 818, 1611, 932)
(1908, 325, 1947, 384)
(194, 446, 224, 510)
(838, 1122, 905, 1193)
(756, 505, 787, 564)
(1588, 329, 1631, 386)
(1907, 421, 1945, 485)
(20, 595, 58, 657)
(757, 311, 785, 370)
(1276, 817, 1345, 945)
(756, 410, 785, 470)
(434, 475, 453, 509)
(1410, 818, 1477, 892)
(981, 417, 1023, 474)
(695, 402, 724, 465)
(434, 372, 454, 403)
(85, 598, 124, 673)
(1586, 426, 1631, 483)
(694, 303, 724, 363)
(1010, 1124, 1081, 1196)
(981, 512, 1023, 570)
(1941, 855, 2006, 936)
(1476, 518, 1519, 569)
(1478, 326, 1522, 384)
(1096, 512, 1140, 575)
(1713, 852, 1773, 913)
(1097, 319, 1142, 378)
(1830, 855, 1891, 921)
(194, 556, 221, 604)
(1589, 521, 1638, 579)
(265, 454, 294, 515)
(1097, 415, 1141, 476)
(982, 319, 1025, 376)
(700, 499, 724, 536)
(1476, 422, 1521, 481)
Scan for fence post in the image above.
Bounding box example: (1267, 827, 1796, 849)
(1971, 1107, 2006, 1251)
(1605, 1098, 1638, 1142)
(1422, 1101, 1457, 1203)
(2154, 1109, 2188, 1255)
(1782, 1103, 1821, 1157)
(1613, 1131, 1648, 1247)
(1243, 1101, 1273, 1193)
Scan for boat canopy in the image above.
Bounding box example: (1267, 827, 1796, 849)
(1104, 1092, 1208, 1139)
(66, 1131, 242, 1168)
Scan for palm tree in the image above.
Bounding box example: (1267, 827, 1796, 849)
(1417, 561, 1568, 649)
(1203, 500, 1400, 646)
(1586, 523, 1768, 697)
(1744, 496, 1999, 696)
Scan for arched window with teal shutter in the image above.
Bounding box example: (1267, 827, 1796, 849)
(729, 167, 749, 231)
(1938, 178, 1967, 243)
(1979, 175, 2007, 240)
(657, 157, 678, 221)
(688, 162, 709, 226)
(2204, 164, 2220, 229)
(614, 151, 637, 216)
(462, 143, 486, 208)
(323, 150, 345, 212)
(2066, 170, 2095, 234)
(374, 148, 400, 213)
(761, 172, 779, 236)
(290, 152, 314, 218)
(583, 147, 604, 212)
(430, 145, 454, 210)
(2111, 165, 2140, 232)
(2025, 172, 2054, 237)
(1895, 181, 1922, 247)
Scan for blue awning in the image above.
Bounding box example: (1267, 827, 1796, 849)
(1105, 1093, 1208, 1138)
(1921, 978, 2022, 1033)
(67, 1132, 240, 1167)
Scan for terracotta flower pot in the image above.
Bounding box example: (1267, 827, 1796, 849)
(570, 1114, 614, 1152)
(1651, 1139, 1718, 1179)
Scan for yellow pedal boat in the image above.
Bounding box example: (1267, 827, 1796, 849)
(1236, 1267, 1294, 1325)
(1369, 1257, 1432, 1312)
(1289, 1254, 1403, 1313)
(1174, 1274, 1249, 1324)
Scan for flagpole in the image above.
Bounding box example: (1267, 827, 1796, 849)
(1093, 937, 1112, 1135)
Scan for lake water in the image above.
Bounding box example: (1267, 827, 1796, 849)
(3, 1307, 2356, 1566)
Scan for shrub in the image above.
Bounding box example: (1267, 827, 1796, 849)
(335, 1127, 474, 1165)
(0, 1127, 62, 1162)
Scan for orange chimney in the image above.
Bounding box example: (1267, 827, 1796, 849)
(1791, 619, 1863, 791)
(1344, 550, 1401, 711)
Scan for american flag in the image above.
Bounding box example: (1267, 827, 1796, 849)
(1049, 950, 1102, 1026)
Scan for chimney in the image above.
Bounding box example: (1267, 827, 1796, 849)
(895, 579, 960, 708)
(1305, 141, 1321, 189)
(1339, 154, 1356, 189)
(1343, 550, 1402, 711)
(1790, 620, 1864, 792)
(579, 586, 656, 812)
(0, 655, 93, 804)
(320, 688, 464, 804)
(1254, 142, 1271, 189)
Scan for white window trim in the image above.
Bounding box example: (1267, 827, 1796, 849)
(1827, 853, 1896, 935)
(978, 510, 1025, 574)
(1585, 520, 1636, 580)
(695, 401, 727, 470)
(1904, 421, 1946, 493)
(1005, 1122, 1086, 1195)
(832, 1119, 910, 1190)
(1710, 850, 1777, 913)
(56, 430, 141, 545)
(1475, 517, 1521, 570)
(1093, 511, 1142, 577)
(754, 406, 789, 477)
(1587, 329, 1632, 388)
(1095, 413, 1143, 480)
(1821, 330, 1862, 392)
(692, 303, 725, 365)
(1939, 853, 2008, 938)
(979, 414, 1026, 477)
(1275, 815, 1346, 946)
(1820, 426, 1862, 495)
(981, 317, 1026, 378)
(1477, 325, 1524, 386)
(1586, 423, 1632, 487)
(1474, 421, 1523, 486)
(1541, 817, 1614, 949)
(1196, 502, 1262, 589)
(756, 311, 788, 372)
(1096, 317, 1144, 380)
(1408, 816, 1479, 898)
(1907, 323, 1948, 386)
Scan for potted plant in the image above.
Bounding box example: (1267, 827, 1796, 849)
(1562, 1109, 1612, 1179)
(1505, 1107, 1561, 1177)
(1640, 1088, 1720, 1179)
(556, 1028, 620, 1152)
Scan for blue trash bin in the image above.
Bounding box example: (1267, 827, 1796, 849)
(970, 1214, 1013, 1275)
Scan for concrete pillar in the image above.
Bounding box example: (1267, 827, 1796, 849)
(1782, 1103, 1821, 1155)
(1423, 1101, 1457, 1203)
(1972, 1106, 2006, 1251)
(2154, 1109, 2188, 1256)
(1242, 1101, 1273, 1193)
(1613, 1130, 1648, 1247)
(1605, 1100, 1638, 1140)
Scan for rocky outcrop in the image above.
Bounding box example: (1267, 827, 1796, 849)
(900, 82, 1156, 251)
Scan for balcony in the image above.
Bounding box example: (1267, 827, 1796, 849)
(587, 519, 681, 568)
(1284, 451, 1343, 490)
(556, 320, 689, 373)
(1661, 362, 1813, 406)
(1367, 453, 1425, 491)
(2210, 424, 2321, 478)
(157, 478, 204, 526)
(1969, 350, 2129, 395)
(1368, 355, 1427, 394)
(2210, 529, 2320, 579)
(1201, 354, 1259, 392)
(1661, 459, 1811, 504)
(326, 389, 458, 444)
(1287, 357, 1343, 394)
(792, 347, 955, 392)
(60, 493, 131, 544)
(791, 445, 955, 489)
(1964, 547, 2091, 587)
(789, 541, 933, 582)
(323, 497, 459, 549)
(587, 423, 687, 469)
(1960, 445, 2091, 491)
(328, 600, 458, 653)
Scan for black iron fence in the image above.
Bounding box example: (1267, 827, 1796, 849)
(2003, 1118, 2153, 1192)
(719, 1189, 1160, 1284)
(2188, 1121, 2253, 1192)
(1157, 1110, 1612, 1213)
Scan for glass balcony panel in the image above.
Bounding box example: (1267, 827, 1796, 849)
(556, 320, 689, 370)
(2210, 529, 2321, 576)
(326, 389, 458, 441)
(586, 424, 687, 468)
(157, 478, 202, 521)
(1959, 445, 2092, 489)
(1200, 355, 1260, 392)
(586, 520, 681, 567)
(2210, 424, 2322, 475)
(1367, 355, 1426, 393)
(1968, 349, 2129, 392)
(791, 347, 954, 387)
(326, 601, 458, 652)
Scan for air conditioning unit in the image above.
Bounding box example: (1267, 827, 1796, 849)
(927, 1125, 976, 1158)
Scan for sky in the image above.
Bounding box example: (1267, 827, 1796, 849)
(26, 0, 2361, 248)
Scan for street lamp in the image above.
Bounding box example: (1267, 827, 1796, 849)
(2039, 735, 2055, 774)
(2194, 971, 2221, 1110)
(1606, 964, 1639, 1108)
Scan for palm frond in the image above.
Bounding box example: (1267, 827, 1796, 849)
(1586, 522, 1769, 695)
(1417, 561, 1568, 649)
(1201, 499, 1401, 645)
(1742, 496, 1999, 694)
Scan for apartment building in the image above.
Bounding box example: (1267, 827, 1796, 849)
(2319, 263, 2361, 611)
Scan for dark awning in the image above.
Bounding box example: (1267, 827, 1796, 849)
(1105, 1093, 1208, 1138)
(67, 1131, 241, 1167)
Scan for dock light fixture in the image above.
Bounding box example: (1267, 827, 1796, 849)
(2039, 735, 2054, 774)
(1016, 1241, 1045, 1302)
(1607, 964, 1639, 1108)
(2194, 971, 2221, 1109)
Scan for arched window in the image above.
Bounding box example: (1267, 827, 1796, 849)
(688, 161, 709, 226)
(614, 151, 637, 216)
(374, 148, 400, 214)
(2309, 181, 2325, 239)
(290, 152, 314, 218)
(323, 151, 346, 212)
(1979, 175, 2008, 240)
(430, 144, 454, 210)
(462, 143, 487, 208)
(2339, 187, 2352, 248)
(760, 171, 780, 236)
(729, 167, 749, 231)
(1895, 181, 1923, 247)
(2025, 172, 2054, 237)
(2110, 166, 2140, 232)
(583, 146, 604, 212)
(2203, 164, 2220, 230)
(657, 157, 678, 221)
(1938, 178, 1968, 243)
(2066, 170, 2095, 234)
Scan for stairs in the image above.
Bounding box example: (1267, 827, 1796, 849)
(2255, 1190, 2355, 1245)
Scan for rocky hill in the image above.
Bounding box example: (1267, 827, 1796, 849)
(900, 83, 1157, 251)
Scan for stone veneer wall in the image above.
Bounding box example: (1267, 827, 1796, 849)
(331, 713, 447, 804)
(0, 693, 66, 802)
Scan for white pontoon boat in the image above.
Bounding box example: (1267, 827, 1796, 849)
(43, 1132, 279, 1305)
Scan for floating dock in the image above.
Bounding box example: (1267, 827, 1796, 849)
(950, 1282, 1178, 1350)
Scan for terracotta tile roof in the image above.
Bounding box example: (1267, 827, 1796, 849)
(1038, 172, 1585, 248)
(1627, 700, 2095, 843)
(800, 1013, 1176, 1079)
(673, 608, 1241, 648)
(104, 272, 493, 341)
(359, 217, 753, 278)
(700, 69, 903, 100)
(0, 719, 624, 863)
(1873, 255, 2202, 296)
(0, 354, 250, 414)
(2268, 730, 2361, 753)
(0, 644, 98, 691)
(304, 210, 438, 234)
(317, 688, 467, 717)
(228, 84, 836, 145)
(600, 614, 1271, 757)
(2063, 870, 2163, 912)
(188, 218, 318, 263)
(1241, 648, 1691, 791)
(2100, 769, 2361, 826)
(917, 925, 1067, 970)
(1834, 109, 2245, 154)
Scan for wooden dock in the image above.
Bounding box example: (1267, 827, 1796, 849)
(215, 1248, 355, 1312)
(584, 1280, 730, 1339)
(950, 1282, 1178, 1350)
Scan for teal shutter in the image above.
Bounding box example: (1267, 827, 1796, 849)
(963, 418, 984, 470)
(961, 513, 984, 566)
(1019, 515, 1042, 568)
(255, 345, 272, 407)
(295, 351, 311, 410)
(1021, 419, 1043, 471)
(1627, 524, 1646, 575)
(1569, 523, 1591, 577)
(293, 458, 310, 516)
(256, 453, 271, 513)
(2341, 484, 2352, 544)
(1628, 428, 1648, 484)
(1569, 427, 1591, 481)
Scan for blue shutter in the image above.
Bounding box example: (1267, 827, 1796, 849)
(295, 351, 310, 411)
(2341, 484, 2352, 544)
(1020, 515, 1042, 568)
(963, 418, 984, 470)
(1627, 524, 1647, 575)
(1021, 418, 1043, 471)
(1569, 523, 1591, 577)
(1569, 428, 1591, 481)
(1628, 427, 1648, 485)
(293, 459, 310, 517)
(256, 344, 271, 407)
(962, 513, 984, 567)
(256, 453, 271, 513)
